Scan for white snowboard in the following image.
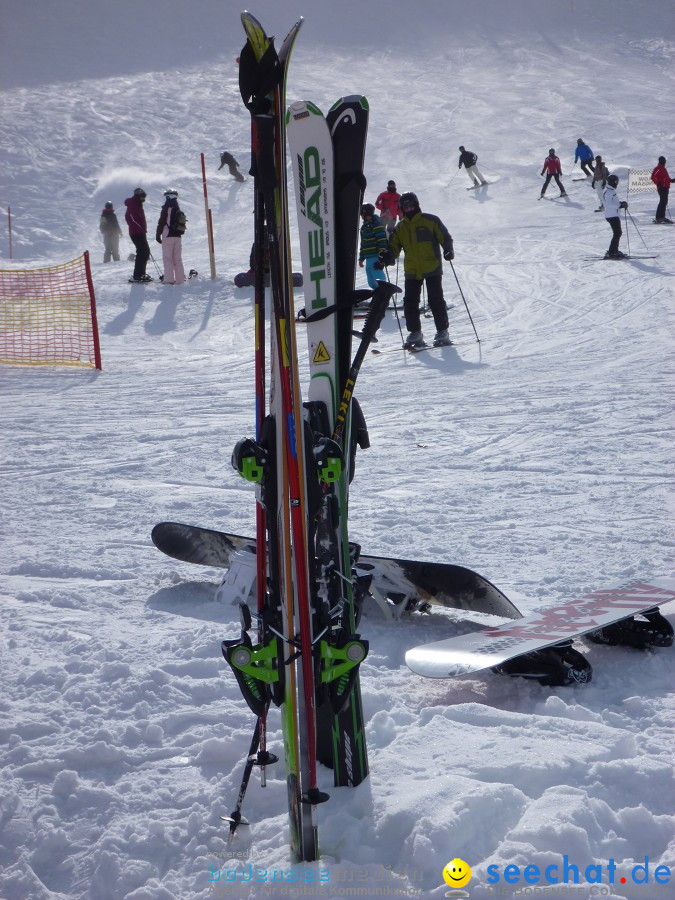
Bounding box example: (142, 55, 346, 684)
(405, 577, 675, 678)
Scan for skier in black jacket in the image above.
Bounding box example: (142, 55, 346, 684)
(458, 146, 487, 187)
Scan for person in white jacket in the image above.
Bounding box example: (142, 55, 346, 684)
(602, 174, 628, 259)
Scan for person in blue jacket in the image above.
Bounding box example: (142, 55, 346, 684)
(574, 138, 595, 176)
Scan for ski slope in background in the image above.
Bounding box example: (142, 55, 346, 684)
(1, 1, 674, 897)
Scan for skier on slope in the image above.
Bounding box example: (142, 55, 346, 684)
(651, 156, 674, 224)
(375, 180, 402, 234)
(358, 204, 389, 291)
(592, 155, 609, 212)
(125, 188, 152, 282)
(539, 149, 567, 198)
(99, 201, 123, 263)
(218, 151, 245, 182)
(458, 146, 487, 187)
(602, 173, 628, 259)
(574, 138, 595, 176)
(156, 189, 186, 284)
(378, 192, 454, 349)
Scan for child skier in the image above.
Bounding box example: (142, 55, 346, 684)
(99, 201, 123, 262)
(358, 204, 389, 290)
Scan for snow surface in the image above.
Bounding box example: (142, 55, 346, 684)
(1, 1, 674, 898)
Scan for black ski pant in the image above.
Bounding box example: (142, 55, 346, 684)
(541, 173, 565, 195)
(606, 217, 622, 255)
(580, 161, 595, 176)
(403, 272, 448, 333)
(130, 234, 150, 279)
(655, 186, 669, 220)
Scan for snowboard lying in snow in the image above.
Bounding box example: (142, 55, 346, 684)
(150, 521, 521, 620)
(405, 578, 675, 680)
(150, 522, 674, 685)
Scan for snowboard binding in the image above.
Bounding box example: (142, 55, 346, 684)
(586, 608, 673, 650)
(493, 640, 592, 686)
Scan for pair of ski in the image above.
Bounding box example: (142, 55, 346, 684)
(223, 13, 396, 862)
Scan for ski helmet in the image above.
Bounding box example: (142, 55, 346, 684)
(658, 156, 666, 164)
(400, 192, 420, 213)
(104, 201, 114, 209)
(548, 148, 556, 154)
(459, 145, 465, 152)
(133, 187, 147, 200)
(360, 203, 375, 217)
(164, 188, 178, 199)
(607, 173, 619, 187)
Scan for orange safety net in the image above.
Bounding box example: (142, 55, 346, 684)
(0, 252, 101, 369)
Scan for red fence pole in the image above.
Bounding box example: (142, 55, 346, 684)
(83, 250, 103, 370)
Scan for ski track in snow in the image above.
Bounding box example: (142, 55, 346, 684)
(1, 2, 674, 897)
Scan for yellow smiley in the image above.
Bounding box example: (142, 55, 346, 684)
(442, 858, 472, 888)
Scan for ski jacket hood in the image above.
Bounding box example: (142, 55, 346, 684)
(125, 196, 147, 236)
(388, 211, 453, 280)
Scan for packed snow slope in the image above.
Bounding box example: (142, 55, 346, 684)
(1, 1, 674, 898)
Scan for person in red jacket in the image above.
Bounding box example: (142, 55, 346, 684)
(375, 180, 402, 234)
(651, 156, 674, 223)
(124, 187, 152, 282)
(539, 149, 567, 199)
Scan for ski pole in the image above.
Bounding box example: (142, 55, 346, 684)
(382, 265, 406, 346)
(626, 209, 651, 251)
(149, 251, 163, 278)
(449, 260, 480, 342)
(624, 208, 631, 256)
(333, 281, 401, 445)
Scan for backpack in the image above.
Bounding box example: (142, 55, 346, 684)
(173, 210, 187, 236)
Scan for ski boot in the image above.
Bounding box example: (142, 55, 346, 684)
(403, 330, 426, 350)
(587, 609, 673, 650)
(433, 329, 453, 347)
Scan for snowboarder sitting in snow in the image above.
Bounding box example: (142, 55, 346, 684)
(99, 201, 123, 263)
(458, 146, 487, 187)
(375, 180, 402, 234)
(574, 138, 595, 176)
(378, 191, 454, 349)
(540, 149, 566, 198)
(156, 189, 186, 284)
(358, 204, 389, 291)
(218, 151, 245, 182)
(592, 155, 609, 211)
(602, 173, 628, 259)
(651, 156, 674, 224)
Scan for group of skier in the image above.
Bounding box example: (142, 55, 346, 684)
(98, 188, 188, 283)
(537, 139, 673, 258)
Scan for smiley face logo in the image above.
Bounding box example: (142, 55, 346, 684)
(442, 858, 472, 888)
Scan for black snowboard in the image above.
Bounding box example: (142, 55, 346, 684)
(234, 271, 303, 288)
(151, 521, 521, 619)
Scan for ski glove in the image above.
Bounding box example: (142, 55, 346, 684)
(378, 249, 394, 267)
(156, 236, 162, 244)
(619, 201, 628, 210)
(444, 249, 454, 261)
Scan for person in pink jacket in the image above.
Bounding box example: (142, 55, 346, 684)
(156, 189, 186, 284)
(539, 149, 567, 199)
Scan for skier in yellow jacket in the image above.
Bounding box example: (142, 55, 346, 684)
(379, 192, 454, 348)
